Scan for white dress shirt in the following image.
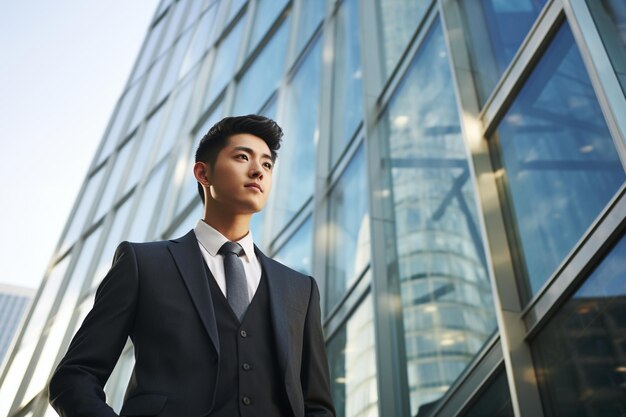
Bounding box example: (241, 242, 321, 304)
(194, 219, 262, 300)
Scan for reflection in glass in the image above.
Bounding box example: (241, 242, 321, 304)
(247, 0, 288, 54)
(130, 16, 166, 84)
(154, 71, 196, 164)
(94, 139, 134, 222)
(227, 0, 247, 23)
(203, 17, 245, 109)
(326, 145, 369, 310)
(330, 0, 363, 164)
(327, 293, 378, 417)
(0, 256, 71, 416)
(378, 0, 431, 76)
(273, 217, 313, 275)
(494, 23, 625, 297)
(156, 28, 193, 104)
(294, 0, 324, 56)
(233, 16, 290, 115)
(271, 36, 322, 232)
(461, 0, 546, 104)
(91, 198, 134, 291)
(156, 0, 188, 58)
(60, 167, 105, 253)
(532, 232, 626, 417)
(97, 84, 139, 165)
(587, 0, 626, 95)
(129, 56, 166, 133)
(181, 3, 219, 77)
(461, 369, 513, 417)
(21, 227, 103, 406)
(126, 163, 168, 244)
(382, 20, 496, 415)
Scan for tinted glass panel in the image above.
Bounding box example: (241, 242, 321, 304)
(461, 369, 514, 417)
(493, 23, 625, 297)
(330, 0, 363, 164)
(94, 139, 134, 221)
(381, 20, 497, 415)
(461, 0, 546, 104)
(247, 0, 288, 54)
(233, 16, 290, 115)
(273, 217, 313, 275)
(294, 0, 324, 55)
(181, 3, 219, 77)
(271, 36, 322, 231)
(129, 56, 167, 133)
(203, 17, 245, 109)
(379, 0, 431, 76)
(587, 0, 626, 95)
(327, 293, 379, 417)
(532, 232, 626, 417)
(126, 163, 168, 243)
(326, 145, 370, 310)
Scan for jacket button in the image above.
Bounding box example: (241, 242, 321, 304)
(240, 330, 248, 338)
(242, 396, 251, 406)
(242, 363, 251, 371)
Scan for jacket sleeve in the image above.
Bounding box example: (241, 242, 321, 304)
(301, 277, 336, 417)
(48, 241, 139, 417)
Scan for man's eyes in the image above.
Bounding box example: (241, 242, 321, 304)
(263, 162, 273, 170)
(236, 154, 249, 161)
(235, 154, 272, 169)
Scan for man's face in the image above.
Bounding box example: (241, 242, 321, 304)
(199, 133, 274, 214)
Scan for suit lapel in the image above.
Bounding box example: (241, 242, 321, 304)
(168, 230, 220, 355)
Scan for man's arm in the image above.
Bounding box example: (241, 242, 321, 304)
(49, 241, 139, 417)
(301, 277, 336, 417)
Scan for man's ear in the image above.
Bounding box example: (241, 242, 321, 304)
(193, 161, 211, 186)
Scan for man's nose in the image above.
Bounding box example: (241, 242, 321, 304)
(249, 163, 263, 178)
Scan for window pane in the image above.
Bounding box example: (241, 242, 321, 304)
(271, 35, 322, 231)
(381, 19, 497, 415)
(97, 83, 139, 165)
(327, 293, 378, 417)
(124, 106, 165, 196)
(126, 163, 168, 243)
(330, 0, 364, 164)
(233, 15, 290, 115)
(21, 227, 103, 406)
(128, 56, 167, 133)
(130, 16, 166, 84)
(247, 0, 288, 54)
(203, 16, 246, 109)
(273, 217, 313, 275)
(181, 3, 219, 77)
(587, 0, 626, 95)
(532, 232, 626, 417)
(493, 22, 625, 297)
(61, 167, 106, 252)
(157, 0, 188, 58)
(327, 145, 370, 310)
(461, 369, 514, 417)
(156, 28, 193, 104)
(94, 138, 134, 222)
(90, 198, 134, 291)
(294, 0, 324, 55)
(461, 0, 546, 105)
(379, 0, 431, 76)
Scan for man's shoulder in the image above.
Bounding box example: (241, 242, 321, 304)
(122, 230, 195, 254)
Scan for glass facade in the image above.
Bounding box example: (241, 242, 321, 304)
(1, 1, 625, 417)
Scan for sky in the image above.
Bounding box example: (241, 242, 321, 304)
(0, 0, 160, 289)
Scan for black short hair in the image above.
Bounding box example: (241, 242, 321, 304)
(195, 114, 283, 204)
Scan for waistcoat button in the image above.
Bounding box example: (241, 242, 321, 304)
(242, 396, 251, 406)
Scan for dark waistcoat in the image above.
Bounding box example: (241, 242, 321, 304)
(205, 263, 292, 417)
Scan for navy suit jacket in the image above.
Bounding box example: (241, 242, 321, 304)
(49, 230, 335, 417)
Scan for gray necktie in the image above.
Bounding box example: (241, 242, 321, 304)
(218, 241, 249, 321)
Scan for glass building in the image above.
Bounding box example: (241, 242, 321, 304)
(1, 0, 625, 416)
(0, 284, 35, 366)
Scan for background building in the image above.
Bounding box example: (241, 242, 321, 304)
(0, 284, 34, 366)
(0, 0, 625, 416)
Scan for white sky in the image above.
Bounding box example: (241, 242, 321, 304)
(0, 0, 160, 289)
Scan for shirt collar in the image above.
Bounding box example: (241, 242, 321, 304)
(194, 219, 256, 260)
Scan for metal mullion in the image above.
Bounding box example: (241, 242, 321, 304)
(562, 0, 626, 169)
(438, 0, 546, 416)
(480, 0, 563, 136)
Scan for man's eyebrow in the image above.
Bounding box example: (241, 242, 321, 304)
(233, 145, 272, 160)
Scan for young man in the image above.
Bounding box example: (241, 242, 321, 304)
(49, 115, 335, 417)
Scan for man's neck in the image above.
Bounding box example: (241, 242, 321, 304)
(202, 208, 251, 241)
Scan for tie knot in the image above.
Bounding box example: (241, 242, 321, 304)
(219, 241, 244, 257)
